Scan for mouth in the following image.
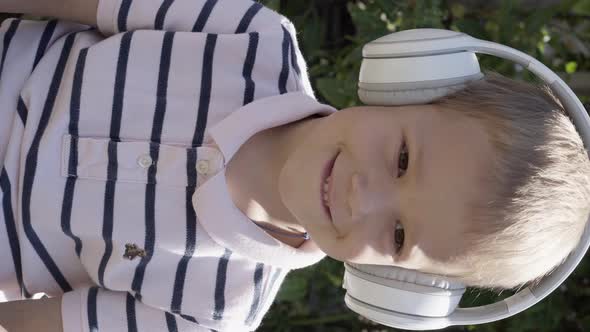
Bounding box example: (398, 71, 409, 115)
(321, 151, 338, 223)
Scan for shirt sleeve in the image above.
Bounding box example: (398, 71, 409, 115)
(0, 18, 88, 164)
(62, 287, 217, 332)
(0, 18, 89, 85)
(96, 0, 288, 37)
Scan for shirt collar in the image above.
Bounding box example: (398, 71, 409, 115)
(193, 92, 337, 269)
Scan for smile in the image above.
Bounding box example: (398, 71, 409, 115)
(321, 151, 338, 222)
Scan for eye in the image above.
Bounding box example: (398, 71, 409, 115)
(398, 139, 409, 177)
(394, 221, 405, 254)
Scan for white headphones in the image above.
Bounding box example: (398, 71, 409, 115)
(343, 28, 590, 330)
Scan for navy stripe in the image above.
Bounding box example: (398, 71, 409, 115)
(213, 248, 232, 320)
(118, 0, 133, 32)
(278, 26, 290, 94)
(180, 314, 198, 323)
(245, 263, 264, 325)
(192, 34, 217, 146)
(0, 19, 20, 82)
(170, 148, 197, 315)
(87, 286, 99, 331)
(111, 32, 133, 141)
(187, 149, 197, 188)
(0, 168, 30, 298)
(32, 20, 58, 70)
(235, 2, 263, 33)
(242, 32, 259, 105)
(166, 312, 178, 332)
(98, 141, 117, 287)
(21, 33, 80, 293)
(17, 96, 27, 127)
(285, 26, 301, 76)
(98, 32, 133, 287)
(62, 177, 82, 256)
(151, 32, 174, 144)
(126, 292, 138, 332)
(155, 0, 174, 30)
(131, 152, 156, 299)
(61, 48, 88, 258)
(192, 0, 218, 32)
(68, 48, 86, 138)
(131, 32, 174, 297)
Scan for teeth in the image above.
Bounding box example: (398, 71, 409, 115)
(322, 175, 331, 207)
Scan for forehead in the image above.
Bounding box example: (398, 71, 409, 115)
(403, 107, 493, 270)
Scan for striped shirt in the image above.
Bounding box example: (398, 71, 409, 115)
(0, 0, 335, 331)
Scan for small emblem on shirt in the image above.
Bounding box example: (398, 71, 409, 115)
(123, 243, 146, 260)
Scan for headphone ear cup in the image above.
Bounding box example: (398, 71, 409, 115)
(358, 34, 484, 106)
(343, 263, 466, 317)
(358, 82, 470, 106)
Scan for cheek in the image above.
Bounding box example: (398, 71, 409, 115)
(318, 223, 394, 263)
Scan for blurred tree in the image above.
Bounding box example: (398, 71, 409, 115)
(257, 0, 590, 331)
(262, 0, 589, 110)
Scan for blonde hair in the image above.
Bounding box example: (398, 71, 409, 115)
(433, 71, 590, 291)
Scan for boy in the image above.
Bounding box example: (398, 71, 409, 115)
(1, 1, 589, 332)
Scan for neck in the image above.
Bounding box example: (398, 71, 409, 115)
(225, 115, 320, 247)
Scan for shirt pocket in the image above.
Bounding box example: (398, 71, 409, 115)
(60, 134, 224, 187)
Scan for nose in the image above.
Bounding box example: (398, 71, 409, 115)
(348, 172, 393, 224)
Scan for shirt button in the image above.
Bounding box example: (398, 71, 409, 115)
(197, 160, 209, 175)
(137, 154, 153, 168)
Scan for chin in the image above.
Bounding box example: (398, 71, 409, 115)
(276, 169, 287, 205)
(324, 251, 351, 264)
(277, 167, 304, 223)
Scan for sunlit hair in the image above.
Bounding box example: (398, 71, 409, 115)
(432, 71, 590, 291)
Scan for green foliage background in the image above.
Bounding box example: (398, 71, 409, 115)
(1, 0, 589, 331)
(257, 1, 590, 331)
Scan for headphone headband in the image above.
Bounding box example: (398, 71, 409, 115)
(361, 30, 590, 143)
(346, 29, 590, 330)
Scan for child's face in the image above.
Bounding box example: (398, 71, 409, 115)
(278, 104, 494, 274)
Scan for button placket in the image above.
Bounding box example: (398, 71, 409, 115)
(194, 146, 225, 187)
(196, 160, 209, 175)
(137, 154, 153, 168)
